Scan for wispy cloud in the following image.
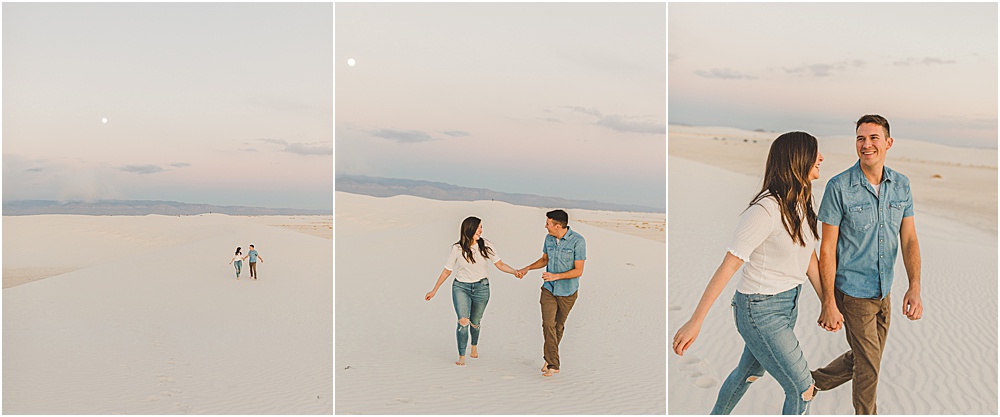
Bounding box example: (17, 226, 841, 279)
(695, 68, 758, 80)
(783, 60, 866, 77)
(171, 162, 191, 168)
(372, 129, 437, 143)
(443, 131, 471, 137)
(597, 115, 666, 134)
(893, 57, 956, 66)
(258, 138, 289, 146)
(25, 167, 44, 172)
(563, 106, 604, 118)
(285, 142, 333, 156)
(119, 164, 165, 175)
(669, 53, 680, 64)
(538, 117, 563, 123)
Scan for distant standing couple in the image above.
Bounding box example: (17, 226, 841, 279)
(425, 209, 586, 377)
(228, 244, 264, 280)
(672, 115, 923, 414)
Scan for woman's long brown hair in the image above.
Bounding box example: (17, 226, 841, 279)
(748, 131, 820, 246)
(457, 216, 494, 263)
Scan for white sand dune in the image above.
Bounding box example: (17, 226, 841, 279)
(335, 192, 666, 414)
(3, 214, 332, 414)
(668, 155, 998, 414)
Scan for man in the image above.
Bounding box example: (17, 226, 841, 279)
(517, 209, 586, 377)
(243, 244, 264, 280)
(813, 114, 923, 414)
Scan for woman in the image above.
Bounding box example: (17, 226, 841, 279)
(228, 247, 243, 279)
(672, 132, 825, 414)
(425, 216, 522, 366)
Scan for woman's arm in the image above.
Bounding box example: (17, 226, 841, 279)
(493, 260, 521, 279)
(425, 268, 452, 300)
(806, 251, 823, 302)
(672, 252, 744, 356)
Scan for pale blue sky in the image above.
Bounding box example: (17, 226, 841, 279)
(3, 3, 333, 210)
(336, 3, 666, 210)
(669, 3, 998, 149)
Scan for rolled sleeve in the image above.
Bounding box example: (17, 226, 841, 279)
(902, 186, 915, 218)
(443, 245, 459, 271)
(574, 237, 587, 261)
(727, 202, 773, 262)
(817, 181, 844, 226)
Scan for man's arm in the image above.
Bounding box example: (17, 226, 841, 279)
(817, 222, 844, 331)
(900, 216, 922, 320)
(519, 253, 548, 276)
(542, 260, 584, 281)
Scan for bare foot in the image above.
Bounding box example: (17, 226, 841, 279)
(455, 356, 466, 366)
(470, 346, 479, 358)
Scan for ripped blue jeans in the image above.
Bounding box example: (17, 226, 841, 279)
(711, 285, 814, 415)
(452, 278, 490, 357)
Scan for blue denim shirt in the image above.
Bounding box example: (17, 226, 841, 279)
(817, 161, 914, 299)
(248, 250, 259, 262)
(542, 227, 586, 296)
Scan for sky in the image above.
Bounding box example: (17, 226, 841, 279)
(669, 3, 998, 149)
(336, 3, 666, 210)
(3, 3, 333, 210)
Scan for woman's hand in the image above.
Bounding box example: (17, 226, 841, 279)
(425, 290, 436, 301)
(672, 319, 702, 356)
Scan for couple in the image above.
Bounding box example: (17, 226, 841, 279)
(424, 210, 585, 377)
(673, 115, 923, 414)
(228, 245, 264, 280)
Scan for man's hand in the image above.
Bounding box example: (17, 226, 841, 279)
(817, 303, 844, 332)
(541, 272, 558, 281)
(902, 288, 923, 320)
(514, 269, 525, 279)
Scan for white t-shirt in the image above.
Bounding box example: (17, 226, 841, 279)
(444, 240, 501, 283)
(232, 255, 243, 263)
(727, 195, 817, 295)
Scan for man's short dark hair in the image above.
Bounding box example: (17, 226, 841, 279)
(249, 244, 255, 248)
(856, 114, 890, 138)
(546, 209, 569, 228)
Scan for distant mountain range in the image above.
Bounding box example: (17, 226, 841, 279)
(2, 200, 330, 216)
(336, 175, 664, 213)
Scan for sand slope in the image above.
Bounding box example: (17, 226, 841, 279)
(3, 215, 332, 414)
(335, 192, 666, 414)
(668, 156, 998, 414)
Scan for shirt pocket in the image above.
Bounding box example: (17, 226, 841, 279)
(847, 203, 874, 231)
(889, 200, 907, 231)
(559, 247, 575, 263)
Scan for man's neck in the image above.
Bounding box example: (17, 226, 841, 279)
(554, 228, 569, 240)
(860, 162, 884, 185)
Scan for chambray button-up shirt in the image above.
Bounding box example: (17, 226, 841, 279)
(817, 161, 914, 299)
(542, 227, 587, 297)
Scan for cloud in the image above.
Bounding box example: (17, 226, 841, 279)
(285, 142, 333, 156)
(562, 106, 603, 118)
(694, 68, 758, 80)
(782, 60, 866, 77)
(538, 117, 563, 123)
(25, 167, 44, 172)
(893, 57, 956, 66)
(597, 115, 666, 134)
(171, 162, 191, 168)
(443, 131, 471, 137)
(119, 164, 165, 175)
(372, 129, 437, 143)
(668, 53, 679, 64)
(258, 138, 289, 146)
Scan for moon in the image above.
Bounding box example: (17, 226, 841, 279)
(347, 58, 356, 67)
(101, 117, 108, 124)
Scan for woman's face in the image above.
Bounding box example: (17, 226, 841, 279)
(473, 224, 483, 241)
(809, 150, 824, 181)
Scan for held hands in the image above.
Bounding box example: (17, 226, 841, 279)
(672, 319, 701, 356)
(513, 268, 526, 279)
(817, 303, 844, 332)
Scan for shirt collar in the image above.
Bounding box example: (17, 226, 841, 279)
(552, 227, 575, 242)
(849, 160, 895, 186)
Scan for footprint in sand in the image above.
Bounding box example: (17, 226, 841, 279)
(501, 375, 516, 380)
(394, 398, 411, 404)
(469, 377, 484, 382)
(669, 304, 682, 311)
(503, 344, 518, 350)
(694, 376, 718, 388)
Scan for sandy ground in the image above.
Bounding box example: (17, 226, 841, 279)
(2, 214, 332, 414)
(668, 125, 998, 414)
(335, 191, 666, 414)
